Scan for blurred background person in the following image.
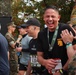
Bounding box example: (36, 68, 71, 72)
(0, 28, 10, 75)
(25, 18, 42, 75)
(72, 24, 76, 31)
(5, 22, 22, 75)
(67, 21, 76, 34)
(16, 24, 32, 75)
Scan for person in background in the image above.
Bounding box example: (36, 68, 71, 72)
(67, 21, 72, 27)
(15, 28, 22, 72)
(67, 21, 76, 34)
(72, 24, 76, 31)
(25, 18, 43, 75)
(60, 29, 76, 75)
(37, 5, 76, 75)
(16, 24, 32, 75)
(5, 22, 22, 75)
(0, 32, 10, 75)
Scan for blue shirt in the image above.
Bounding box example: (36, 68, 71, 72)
(0, 33, 9, 75)
(20, 34, 32, 65)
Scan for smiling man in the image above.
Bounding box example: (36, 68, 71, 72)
(37, 5, 76, 75)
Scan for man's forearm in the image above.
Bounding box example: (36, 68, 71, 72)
(63, 43, 75, 70)
(37, 53, 46, 66)
(37, 56, 45, 66)
(67, 45, 75, 59)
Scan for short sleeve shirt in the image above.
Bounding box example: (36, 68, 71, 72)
(37, 23, 76, 66)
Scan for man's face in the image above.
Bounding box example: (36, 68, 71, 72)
(27, 25, 35, 37)
(11, 26, 16, 32)
(43, 9, 60, 31)
(18, 28, 26, 35)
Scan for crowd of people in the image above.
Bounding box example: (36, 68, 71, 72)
(0, 5, 76, 75)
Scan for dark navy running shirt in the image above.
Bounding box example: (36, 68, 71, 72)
(0, 33, 9, 75)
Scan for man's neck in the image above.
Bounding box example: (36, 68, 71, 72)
(33, 30, 40, 39)
(48, 28, 56, 32)
(48, 25, 58, 32)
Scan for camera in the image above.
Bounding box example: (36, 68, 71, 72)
(15, 43, 19, 47)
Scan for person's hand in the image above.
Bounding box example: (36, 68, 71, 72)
(43, 59, 58, 73)
(16, 35, 22, 43)
(18, 35, 22, 39)
(16, 47, 22, 52)
(61, 29, 74, 44)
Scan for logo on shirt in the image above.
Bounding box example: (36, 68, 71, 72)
(31, 45, 36, 51)
(57, 38, 63, 46)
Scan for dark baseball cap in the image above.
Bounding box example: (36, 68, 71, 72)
(16, 26, 22, 29)
(25, 18, 41, 27)
(21, 24, 27, 28)
(17, 24, 27, 29)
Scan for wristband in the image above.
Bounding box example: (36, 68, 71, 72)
(66, 42, 72, 45)
(66, 42, 72, 49)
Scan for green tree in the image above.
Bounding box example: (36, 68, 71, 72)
(0, 0, 11, 16)
(11, 0, 75, 27)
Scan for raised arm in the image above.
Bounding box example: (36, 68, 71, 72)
(61, 29, 76, 59)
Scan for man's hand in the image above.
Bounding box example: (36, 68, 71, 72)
(18, 35, 22, 39)
(16, 35, 22, 43)
(61, 29, 73, 44)
(43, 59, 58, 72)
(16, 47, 22, 52)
